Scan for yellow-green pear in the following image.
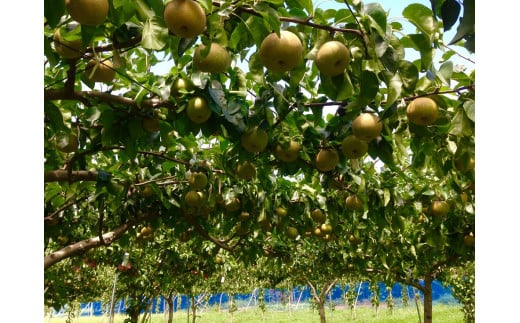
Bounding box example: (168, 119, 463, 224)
(164, 0, 206, 38)
(258, 30, 303, 73)
(315, 40, 350, 76)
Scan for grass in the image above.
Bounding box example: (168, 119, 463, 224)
(44, 303, 463, 323)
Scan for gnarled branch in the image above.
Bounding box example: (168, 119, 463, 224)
(44, 170, 98, 182)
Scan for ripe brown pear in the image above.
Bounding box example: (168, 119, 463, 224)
(140, 226, 153, 237)
(171, 77, 195, 98)
(53, 26, 82, 59)
(341, 135, 368, 159)
(241, 126, 269, 153)
(186, 96, 211, 124)
(455, 155, 475, 172)
(139, 185, 154, 198)
(345, 194, 363, 211)
(185, 190, 203, 207)
(312, 226, 324, 237)
(352, 113, 383, 142)
(274, 140, 301, 162)
(286, 226, 299, 240)
(463, 232, 475, 247)
(85, 59, 116, 83)
(164, 0, 206, 38)
(315, 40, 350, 76)
(315, 148, 339, 172)
(193, 43, 231, 73)
(56, 133, 79, 153)
(188, 171, 208, 190)
(225, 197, 241, 212)
(236, 161, 256, 180)
(320, 223, 333, 235)
(430, 200, 450, 217)
(258, 30, 303, 73)
(406, 97, 439, 126)
(311, 208, 326, 223)
(66, 0, 109, 26)
(142, 117, 160, 132)
(275, 207, 288, 218)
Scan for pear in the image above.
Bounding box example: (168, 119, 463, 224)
(341, 135, 368, 159)
(406, 97, 439, 126)
(188, 172, 208, 190)
(193, 43, 231, 73)
(258, 30, 303, 73)
(274, 140, 301, 162)
(66, 0, 109, 26)
(236, 161, 256, 180)
(53, 26, 82, 59)
(315, 40, 350, 76)
(352, 113, 382, 142)
(186, 96, 211, 124)
(241, 126, 269, 153)
(85, 59, 116, 83)
(164, 0, 206, 38)
(315, 148, 339, 172)
(345, 194, 363, 211)
(171, 77, 195, 98)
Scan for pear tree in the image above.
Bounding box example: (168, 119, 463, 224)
(44, 0, 475, 322)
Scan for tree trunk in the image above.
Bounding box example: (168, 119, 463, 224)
(191, 295, 197, 323)
(166, 293, 174, 323)
(317, 301, 327, 323)
(128, 309, 139, 323)
(306, 279, 337, 323)
(423, 277, 433, 323)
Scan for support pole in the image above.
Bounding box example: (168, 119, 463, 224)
(109, 252, 129, 323)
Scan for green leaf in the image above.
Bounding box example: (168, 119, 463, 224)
(449, 110, 473, 137)
(397, 60, 419, 92)
(402, 4, 436, 37)
(368, 138, 394, 168)
(383, 188, 391, 207)
(229, 22, 249, 50)
(463, 99, 475, 122)
(318, 72, 353, 101)
(380, 253, 389, 270)
(148, 0, 165, 15)
(440, 0, 461, 31)
(262, 0, 284, 5)
(364, 3, 387, 36)
(437, 60, 453, 86)
(384, 73, 402, 108)
(403, 34, 433, 70)
(254, 3, 280, 35)
(449, 0, 475, 47)
(78, 24, 96, 49)
(45, 102, 67, 131)
(290, 0, 313, 15)
(135, 0, 155, 20)
(141, 18, 168, 50)
(410, 245, 417, 259)
(44, 36, 59, 67)
(359, 70, 379, 104)
(44, 0, 65, 28)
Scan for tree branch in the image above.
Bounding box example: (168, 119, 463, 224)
(44, 170, 98, 182)
(44, 212, 157, 270)
(322, 279, 339, 299)
(212, 2, 364, 38)
(44, 89, 177, 111)
(44, 222, 129, 270)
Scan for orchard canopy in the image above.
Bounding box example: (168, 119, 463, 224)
(44, 0, 475, 319)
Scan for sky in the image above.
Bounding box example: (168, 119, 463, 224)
(2, 1, 517, 321)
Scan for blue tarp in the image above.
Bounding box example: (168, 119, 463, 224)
(72, 280, 456, 316)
